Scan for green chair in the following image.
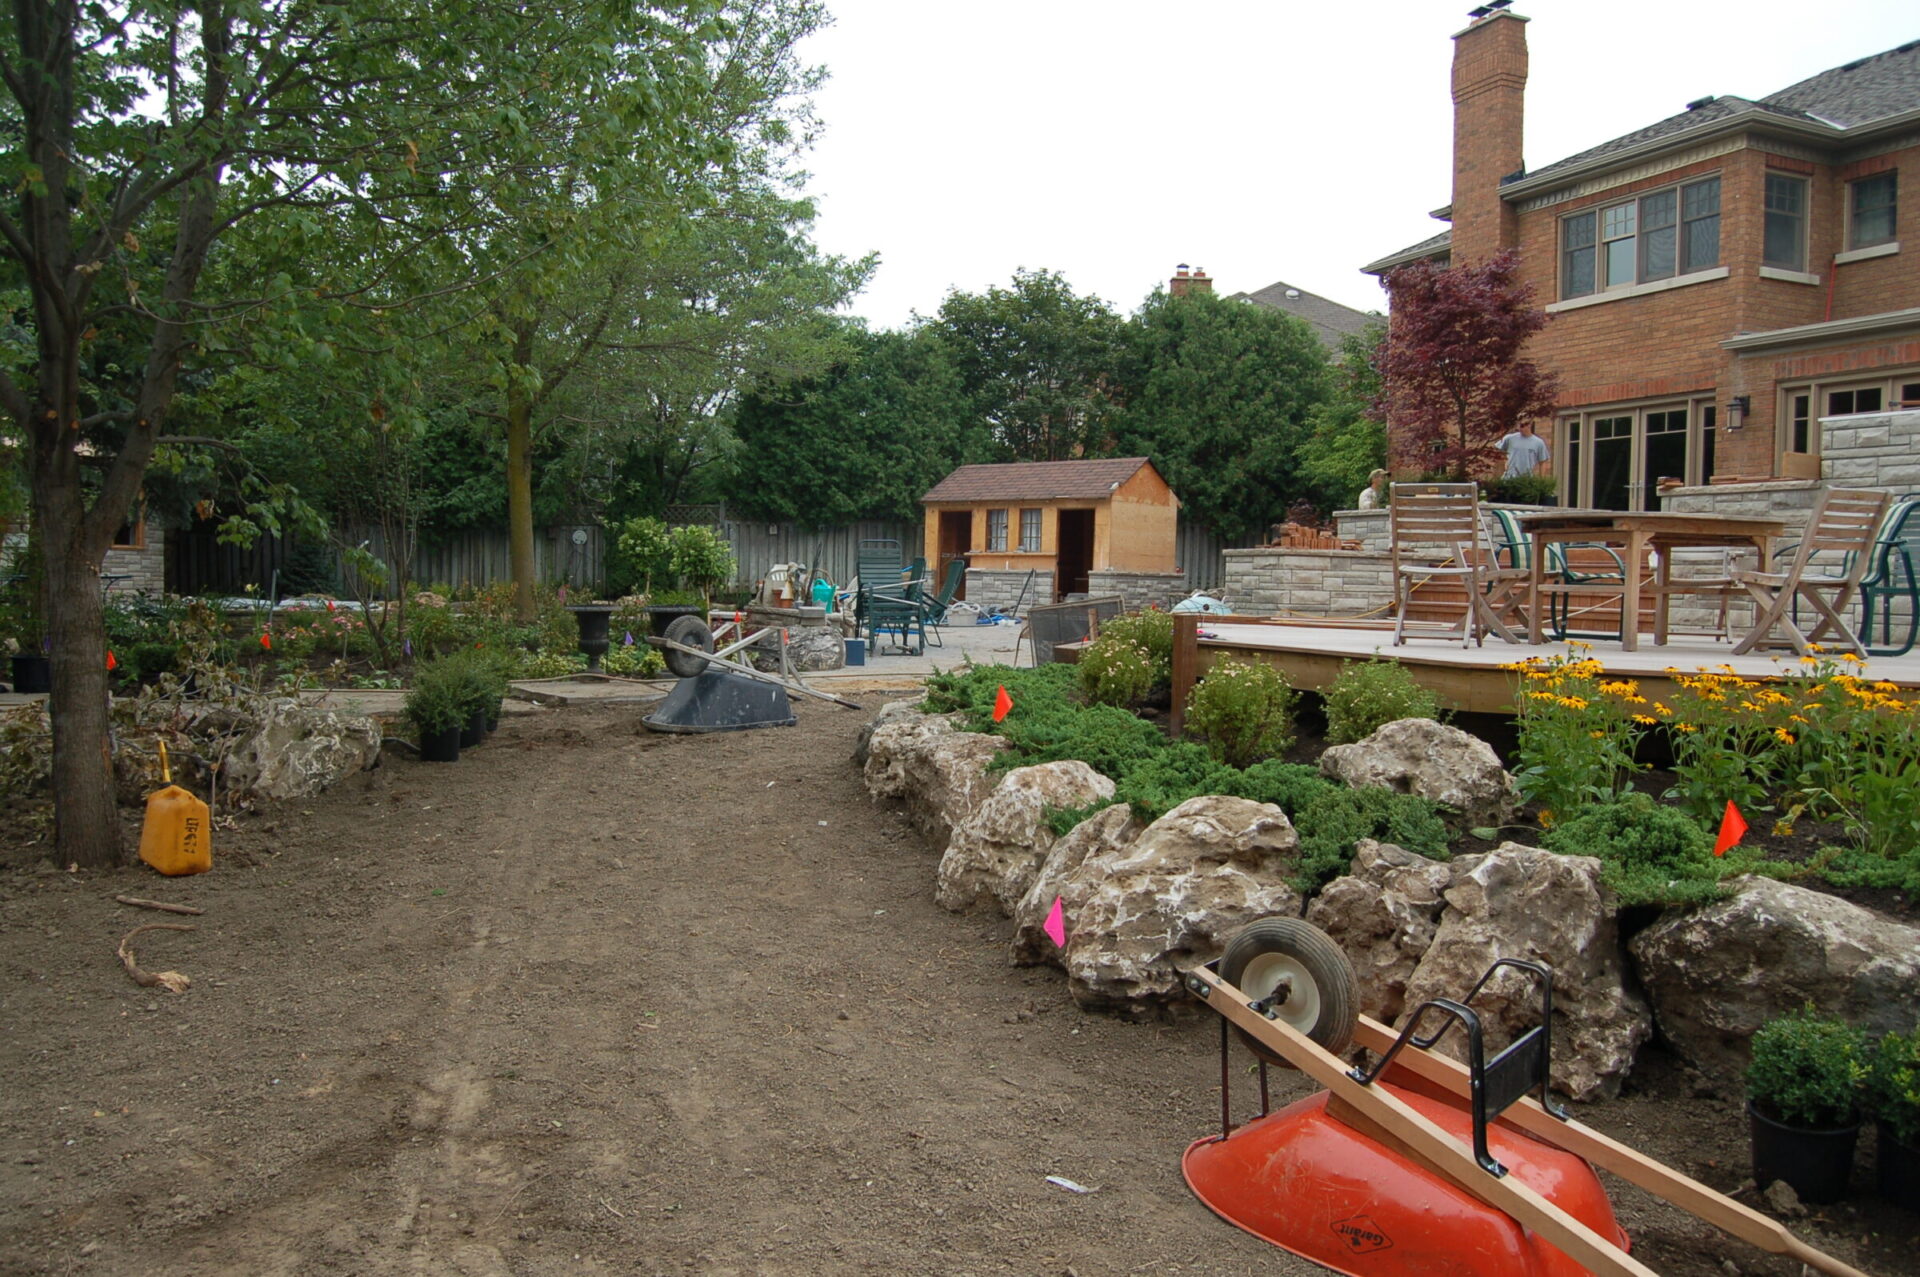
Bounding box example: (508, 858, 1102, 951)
(920, 559, 967, 630)
(1488, 507, 1628, 641)
(1825, 497, 1918, 657)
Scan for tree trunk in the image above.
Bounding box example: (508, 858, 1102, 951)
(505, 322, 538, 622)
(34, 460, 124, 868)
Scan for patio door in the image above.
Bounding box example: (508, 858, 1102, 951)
(1560, 400, 1706, 510)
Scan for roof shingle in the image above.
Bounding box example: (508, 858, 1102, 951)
(922, 458, 1156, 504)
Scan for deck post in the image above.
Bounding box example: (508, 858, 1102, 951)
(1171, 611, 1199, 737)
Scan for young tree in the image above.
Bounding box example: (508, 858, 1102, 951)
(928, 269, 1123, 462)
(1376, 251, 1559, 481)
(1110, 289, 1330, 540)
(0, 0, 729, 866)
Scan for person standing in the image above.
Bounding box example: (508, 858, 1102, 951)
(1355, 469, 1389, 510)
(1497, 422, 1550, 478)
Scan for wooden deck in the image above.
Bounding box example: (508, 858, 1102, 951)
(1167, 613, 1920, 728)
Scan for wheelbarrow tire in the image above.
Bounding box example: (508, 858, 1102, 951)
(662, 615, 714, 679)
(1219, 917, 1358, 1069)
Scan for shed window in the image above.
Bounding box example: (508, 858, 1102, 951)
(1018, 508, 1041, 552)
(986, 509, 1008, 552)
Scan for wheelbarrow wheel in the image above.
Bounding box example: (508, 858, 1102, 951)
(1219, 917, 1358, 1068)
(662, 615, 714, 679)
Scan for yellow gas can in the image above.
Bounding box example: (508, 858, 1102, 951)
(138, 742, 211, 876)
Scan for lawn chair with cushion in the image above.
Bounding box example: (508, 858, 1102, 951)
(1727, 487, 1891, 657)
(1489, 507, 1629, 641)
(1851, 497, 1920, 657)
(917, 558, 967, 646)
(1390, 483, 1528, 648)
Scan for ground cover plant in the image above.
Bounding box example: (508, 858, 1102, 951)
(1506, 648, 1920, 896)
(923, 661, 1446, 891)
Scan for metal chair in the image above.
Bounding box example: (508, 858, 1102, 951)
(1389, 484, 1528, 647)
(1728, 487, 1892, 656)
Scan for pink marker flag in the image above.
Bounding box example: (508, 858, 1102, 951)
(1043, 896, 1067, 948)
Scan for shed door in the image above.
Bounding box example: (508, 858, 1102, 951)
(1056, 509, 1094, 600)
(937, 511, 970, 601)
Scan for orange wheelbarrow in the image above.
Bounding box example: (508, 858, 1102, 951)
(1182, 918, 1873, 1277)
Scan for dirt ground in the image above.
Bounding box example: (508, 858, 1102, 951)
(1, 694, 1915, 1277)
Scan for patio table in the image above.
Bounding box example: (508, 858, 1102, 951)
(1513, 509, 1786, 652)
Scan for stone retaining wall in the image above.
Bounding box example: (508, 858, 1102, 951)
(1085, 569, 1185, 611)
(1223, 548, 1394, 619)
(104, 540, 165, 595)
(967, 568, 1054, 616)
(1820, 409, 1920, 492)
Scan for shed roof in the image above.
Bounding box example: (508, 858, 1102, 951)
(922, 457, 1158, 503)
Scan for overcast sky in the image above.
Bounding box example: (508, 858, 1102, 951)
(797, 0, 1918, 330)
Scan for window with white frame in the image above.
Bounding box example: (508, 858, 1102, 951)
(1849, 172, 1898, 249)
(1781, 369, 1920, 456)
(1561, 176, 1721, 299)
(986, 508, 1008, 552)
(1763, 174, 1808, 270)
(1018, 508, 1041, 552)
(1557, 397, 1718, 511)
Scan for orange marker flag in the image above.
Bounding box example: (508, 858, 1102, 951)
(259, 632, 273, 651)
(1714, 801, 1747, 857)
(992, 684, 1013, 723)
(105, 650, 117, 671)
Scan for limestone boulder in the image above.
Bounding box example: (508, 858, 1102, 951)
(1629, 876, 1920, 1082)
(1318, 718, 1518, 828)
(1305, 839, 1454, 1024)
(936, 762, 1115, 916)
(749, 625, 842, 674)
(1399, 844, 1650, 1101)
(1059, 795, 1303, 1010)
(862, 713, 1009, 847)
(852, 697, 924, 765)
(223, 699, 382, 801)
(1009, 804, 1144, 967)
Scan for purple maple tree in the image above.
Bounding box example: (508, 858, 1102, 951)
(1375, 250, 1560, 481)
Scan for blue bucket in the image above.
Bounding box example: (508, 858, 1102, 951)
(844, 637, 866, 666)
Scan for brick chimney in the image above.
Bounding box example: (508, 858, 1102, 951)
(1450, 10, 1528, 264)
(1169, 264, 1213, 298)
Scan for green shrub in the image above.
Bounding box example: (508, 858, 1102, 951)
(1291, 786, 1450, 894)
(1540, 792, 1749, 908)
(406, 658, 473, 735)
(1185, 658, 1296, 768)
(1113, 742, 1246, 821)
(1866, 1027, 1920, 1147)
(669, 524, 735, 599)
(1322, 659, 1441, 745)
(1077, 637, 1157, 707)
(1097, 609, 1174, 685)
(603, 644, 665, 678)
(615, 517, 674, 594)
(1747, 1007, 1866, 1129)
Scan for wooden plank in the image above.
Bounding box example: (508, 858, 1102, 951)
(1348, 1016, 1871, 1277)
(1171, 612, 1200, 736)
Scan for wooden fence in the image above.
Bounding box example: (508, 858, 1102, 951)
(167, 524, 603, 597)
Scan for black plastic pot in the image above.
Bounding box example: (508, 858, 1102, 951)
(643, 604, 705, 638)
(1880, 1120, 1920, 1213)
(9, 654, 51, 694)
(419, 724, 462, 763)
(460, 707, 487, 749)
(1750, 1101, 1858, 1203)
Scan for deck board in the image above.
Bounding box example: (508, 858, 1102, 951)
(1168, 615, 1920, 724)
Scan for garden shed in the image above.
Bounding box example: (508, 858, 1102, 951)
(920, 457, 1185, 612)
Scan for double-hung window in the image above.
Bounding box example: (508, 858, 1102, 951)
(986, 509, 1008, 552)
(1560, 176, 1720, 299)
(1018, 508, 1042, 552)
(1763, 174, 1808, 270)
(1850, 172, 1898, 249)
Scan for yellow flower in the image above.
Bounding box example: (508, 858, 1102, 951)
(1799, 655, 1820, 665)
(1674, 722, 1698, 733)
(1774, 727, 1796, 745)
(1538, 809, 1556, 828)
(1632, 714, 1657, 725)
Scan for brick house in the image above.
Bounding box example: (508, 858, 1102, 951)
(1364, 11, 1920, 509)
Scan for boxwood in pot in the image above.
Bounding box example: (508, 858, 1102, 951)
(1746, 1007, 1866, 1203)
(407, 657, 471, 761)
(1865, 1026, 1920, 1211)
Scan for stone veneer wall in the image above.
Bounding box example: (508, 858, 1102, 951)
(1332, 508, 1389, 553)
(1085, 569, 1185, 611)
(966, 568, 1054, 616)
(1658, 479, 1821, 635)
(1821, 410, 1920, 492)
(1223, 548, 1394, 619)
(103, 540, 166, 595)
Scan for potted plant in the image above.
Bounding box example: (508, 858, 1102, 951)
(1865, 1026, 1920, 1212)
(405, 658, 468, 763)
(1746, 1007, 1866, 1203)
(2, 537, 50, 694)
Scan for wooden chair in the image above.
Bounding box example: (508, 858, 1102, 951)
(1389, 484, 1528, 647)
(1728, 487, 1892, 656)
